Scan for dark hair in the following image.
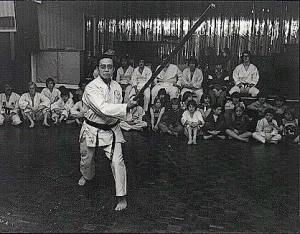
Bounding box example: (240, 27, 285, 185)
(187, 99, 197, 109)
(241, 50, 251, 62)
(170, 98, 180, 106)
(78, 80, 88, 90)
(257, 91, 267, 99)
(97, 54, 114, 65)
(234, 104, 245, 112)
(274, 95, 285, 102)
(200, 93, 211, 103)
(264, 108, 275, 116)
(158, 88, 167, 96)
(188, 57, 198, 67)
(212, 104, 222, 110)
(182, 91, 193, 102)
(231, 92, 241, 99)
(283, 108, 295, 119)
(28, 81, 37, 89)
(59, 86, 69, 97)
(46, 78, 55, 86)
(153, 96, 162, 106)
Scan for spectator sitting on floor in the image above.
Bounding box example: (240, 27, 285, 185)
(252, 108, 282, 144)
(70, 89, 86, 126)
(229, 50, 259, 97)
(157, 88, 171, 111)
(280, 108, 299, 143)
(198, 93, 212, 120)
(273, 95, 289, 126)
(158, 98, 183, 137)
(207, 61, 230, 107)
(247, 92, 275, 121)
(224, 92, 246, 126)
(51, 86, 74, 125)
(181, 99, 205, 145)
(119, 102, 147, 132)
(0, 83, 22, 126)
(19, 82, 50, 128)
(225, 105, 252, 142)
(203, 104, 226, 140)
(149, 96, 165, 133)
(41, 78, 61, 105)
(180, 91, 193, 111)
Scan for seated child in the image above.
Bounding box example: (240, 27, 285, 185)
(119, 104, 147, 131)
(51, 86, 74, 125)
(203, 104, 226, 140)
(148, 96, 165, 132)
(225, 105, 252, 142)
(181, 99, 205, 144)
(41, 78, 61, 105)
(198, 94, 212, 120)
(70, 89, 86, 125)
(280, 108, 299, 143)
(273, 95, 288, 126)
(224, 92, 246, 126)
(158, 98, 183, 136)
(157, 88, 171, 111)
(252, 108, 282, 144)
(180, 91, 193, 111)
(19, 82, 50, 128)
(247, 92, 275, 120)
(0, 83, 22, 126)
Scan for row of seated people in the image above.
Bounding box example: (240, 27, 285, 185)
(0, 79, 86, 128)
(120, 89, 299, 145)
(106, 50, 260, 114)
(1, 77, 298, 145)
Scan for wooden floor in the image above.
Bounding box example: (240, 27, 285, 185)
(0, 124, 299, 232)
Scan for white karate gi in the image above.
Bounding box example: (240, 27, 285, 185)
(41, 87, 61, 104)
(179, 67, 204, 104)
(181, 110, 204, 129)
(0, 92, 22, 125)
(229, 63, 260, 97)
(19, 92, 50, 120)
(70, 100, 86, 119)
(151, 64, 182, 103)
(119, 106, 147, 131)
(79, 76, 128, 197)
(116, 66, 134, 103)
(130, 66, 152, 111)
(51, 98, 74, 120)
(252, 118, 282, 143)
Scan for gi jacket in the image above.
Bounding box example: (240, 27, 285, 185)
(80, 77, 127, 147)
(0, 92, 20, 115)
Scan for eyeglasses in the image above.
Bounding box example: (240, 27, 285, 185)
(99, 64, 113, 69)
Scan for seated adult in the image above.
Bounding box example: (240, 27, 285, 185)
(207, 61, 230, 107)
(19, 82, 50, 128)
(0, 83, 22, 126)
(229, 50, 259, 97)
(129, 58, 152, 112)
(41, 78, 61, 105)
(179, 57, 204, 104)
(151, 55, 182, 104)
(116, 56, 134, 103)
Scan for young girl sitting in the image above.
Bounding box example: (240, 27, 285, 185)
(51, 86, 74, 125)
(149, 96, 165, 132)
(181, 99, 205, 145)
(225, 105, 252, 142)
(252, 108, 282, 144)
(203, 104, 226, 140)
(280, 108, 299, 143)
(120, 104, 147, 131)
(157, 88, 171, 111)
(158, 98, 183, 136)
(224, 91, 246, 126)
(273, 95, 288, 126)
(198, 94, 212, 120)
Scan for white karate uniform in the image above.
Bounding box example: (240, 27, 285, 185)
(0, 92, 22, 125)
(51, 98, 74, 120)
(119, 106, 147, 131)
(181, 110, 204, 129)
(79, 76, 128, 197)
(19, 92, 50, 120)
(151, 64, 182, 103)
(130, 66, 152, 111)
(252, 118, 282, 143)
(229, 63, 260, 97)
(41, 87, 61, 104)
(70, 100, 86, 119)
(116, 66, 134, 103)
(179, 67, 204, 103)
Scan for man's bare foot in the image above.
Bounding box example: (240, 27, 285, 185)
(187, 139, 193, 145)
(217, 135, 226, 140)
(29, 122, 35, 128)
(43, 121, 50, 127)
(115, 196, 127, 211)
(240, 137, 249, 142)
(193, 138, 197, 145)
(203, 135, 212, 140)
(78, 176, 87, 186)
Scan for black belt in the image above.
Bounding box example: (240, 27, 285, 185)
(84, 118, 120, 160)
